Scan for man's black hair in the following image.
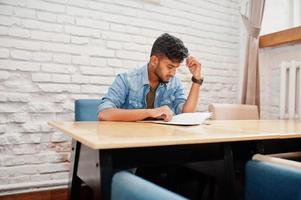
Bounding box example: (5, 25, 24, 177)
(150, 33, 189, 63)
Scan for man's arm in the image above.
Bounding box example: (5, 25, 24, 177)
(182, 82, 200, 112)
(98, 106, 173, 122)
(182, 56, 202, 113)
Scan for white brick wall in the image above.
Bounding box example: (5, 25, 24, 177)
(0, 0, 240, 193)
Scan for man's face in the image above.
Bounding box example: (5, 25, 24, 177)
(154, 56, 180, 83)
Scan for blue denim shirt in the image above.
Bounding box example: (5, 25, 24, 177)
(97, 64, 186, 116)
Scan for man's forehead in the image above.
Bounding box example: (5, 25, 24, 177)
(160, 56, 181, 67)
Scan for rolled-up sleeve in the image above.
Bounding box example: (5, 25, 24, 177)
(97, 74, 128, 116)
(173, 80, 186, 115)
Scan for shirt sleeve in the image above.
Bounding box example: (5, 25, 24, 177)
(173, 79, 187, 115)
(97, 74, 128, 116)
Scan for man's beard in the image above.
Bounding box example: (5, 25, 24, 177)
(155, 70, 169, 84)
(155, 63, 169, 84)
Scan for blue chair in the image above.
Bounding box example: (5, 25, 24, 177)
(245, 154, 301, 200)
(111, 171, 188, 200)
(75, 99, 102, 121)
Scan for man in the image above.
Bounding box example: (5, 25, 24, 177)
(98, 33, 203, 121)
(97, 33, 204, 199)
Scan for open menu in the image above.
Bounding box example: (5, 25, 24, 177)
(138, 112, 212, 126)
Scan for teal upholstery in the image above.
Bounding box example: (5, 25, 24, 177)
(111, 171, 188, 200)
(245, 160, 301, 200)
(74, 99, 101, 121)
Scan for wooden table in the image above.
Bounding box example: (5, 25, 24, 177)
(49, 120, 301, 200)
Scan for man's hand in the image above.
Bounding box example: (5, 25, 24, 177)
(186, 56, 201, 79)
(149, 105, 173, 121)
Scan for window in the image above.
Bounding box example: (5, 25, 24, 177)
(261, 0, 301, 35)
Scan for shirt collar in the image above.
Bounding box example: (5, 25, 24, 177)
(142, 63, 149, 86)
(141, 63, 167, 88)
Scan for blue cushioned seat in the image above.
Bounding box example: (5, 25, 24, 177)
(75, 99, 102, 121)
(245, 159, 301, 200)
(111, 171, 188, 200)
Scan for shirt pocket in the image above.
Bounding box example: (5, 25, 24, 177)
(160, 93, 175, 106)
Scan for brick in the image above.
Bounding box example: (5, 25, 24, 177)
(52, 74, 71, 83)
(126, 25, 141, 34)
(0, 26, 8, 36)
(4, 80, 39, 92)
(41, 63, 75, 74)
(0, 0, 26, 6)
(31, 31, 70, 43)
(11, 113, 30, 123)
(65, 25, 100, 38)
(28, 102, 63, 113)
(39, 163, 69, 173)
(10, 49, 32, 60)
(0, 95, 7, 102)
(6, 93, 30, 102)
(0, 37, 41, 51)
(71, 36, 88, 44)
(110, 23, 126, 32)
(0, 5, 13, 15)
(40, 123, 53, 132)
(89, 38, 105, 46)
(1, 156, 25, 167)
(123, 42, 149, 52)
(116, 50, 147, 60)
(32, 52, 52, 62)
(90, 57, 107, 66)
(27, 0, 65, 13)
(38, 152, 69, 163)
(75, 18, 109, 30)
(66, 6, 100, 18)
(0, 71, 10, 80)
(71, 74, 90, 83)
(80, 66, 114, 75)
(107, 41, 122, 49)
(53, 142, 71, 152)
(8, 164, 40, 175)
(82, 47, 115, 57)
(108, 58, 122, 67)
(37, 12, 57, 22)
(32, 73, 52, 82)
(53, 54, 71, 64)
(102, 31, 132, 42)
(38, 83, 80, 93)
(72, 56, 90, 65)
(30, 174, 51, 182)
(51, 132, 70, 143)
(9, 176, 31, 184)
(89, 76, 113, 85)
(81, 85, 108, 94)
(0, 60, 40, 71)
(21, 123, 41, 133)
(0, 16, 20, 26)
(22, 19, 63, 32)
(0, 125, 5, 134)
(14, 7, 36, 18)
(41, 42, 81, 54)
(57, 14, 74, 24)
(51, 172, 69, 180)
(69, 94, 89, 100)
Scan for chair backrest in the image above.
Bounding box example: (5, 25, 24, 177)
(111, 171, 188, 200)
(75, 99, 102, 121)
(208, 103, 259, 120)
(245, 155, 301, 200)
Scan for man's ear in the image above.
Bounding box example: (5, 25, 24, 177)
(150, 55, 158, 66)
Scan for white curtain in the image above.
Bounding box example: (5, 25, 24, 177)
(240, 0, 265, 109)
